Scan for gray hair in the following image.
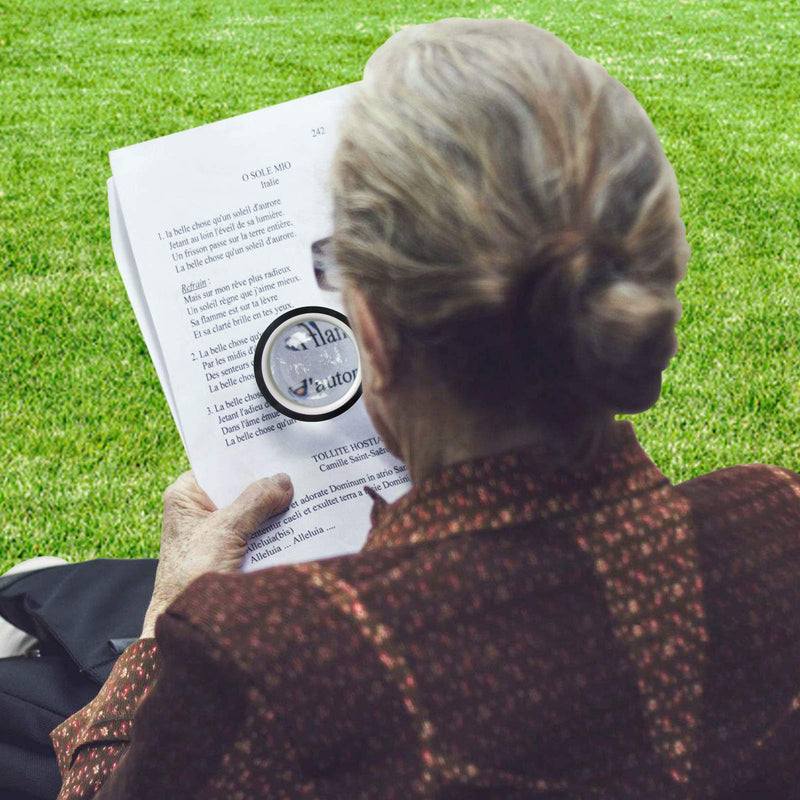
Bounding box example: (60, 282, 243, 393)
(331, 18, 689, 446)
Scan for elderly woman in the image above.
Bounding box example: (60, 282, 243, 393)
(46, 18, 800, 799)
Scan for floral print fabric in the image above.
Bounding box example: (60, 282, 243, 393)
(51, 422, 800, 798)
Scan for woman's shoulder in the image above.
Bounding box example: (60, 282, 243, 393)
(675, 461, 800, 516)
(674, 462, 800, 747)
(163, 555, 397, 679)
(674, 461, 800, 556)
(167, 562, 342, 645)
(159, 559, 414, 741)
(674, 460, 800, 607)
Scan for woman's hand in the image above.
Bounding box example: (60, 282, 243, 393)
(141, 470, 293, 638)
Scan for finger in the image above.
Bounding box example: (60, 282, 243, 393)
(219, 474, 293, 536)
(164, 470, 217, 512)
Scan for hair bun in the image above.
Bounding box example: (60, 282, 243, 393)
(514, 239, 681, 415)
(574, 279, 682, 413)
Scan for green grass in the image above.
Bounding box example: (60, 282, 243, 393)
(1, 0, 798, 573)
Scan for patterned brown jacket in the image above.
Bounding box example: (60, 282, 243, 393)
(53, 421, 800, 798)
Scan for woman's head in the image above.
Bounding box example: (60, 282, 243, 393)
(331, 18, 689, 466)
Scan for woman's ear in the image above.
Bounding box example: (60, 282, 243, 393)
(344, 286, 395, 393)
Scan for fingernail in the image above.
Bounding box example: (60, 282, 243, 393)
(273, 473, 291, 490)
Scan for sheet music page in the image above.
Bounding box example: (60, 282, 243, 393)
(109, 177, 187, 449)
(110, 84, 411, 570)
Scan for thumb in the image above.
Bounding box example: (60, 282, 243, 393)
(220, 473, 293, 536)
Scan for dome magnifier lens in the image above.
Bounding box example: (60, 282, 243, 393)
(253, 306, 362, 422)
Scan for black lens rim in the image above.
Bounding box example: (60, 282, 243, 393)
(253, 305, 363, 422)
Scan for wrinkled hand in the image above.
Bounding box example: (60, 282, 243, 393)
(141, 470, 293, 637)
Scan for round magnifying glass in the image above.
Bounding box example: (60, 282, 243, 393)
(253, 306, 362, 421)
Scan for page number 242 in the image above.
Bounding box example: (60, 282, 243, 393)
(311, 126, 326, 137)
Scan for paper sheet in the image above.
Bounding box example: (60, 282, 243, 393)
(109, 84, 411, 569)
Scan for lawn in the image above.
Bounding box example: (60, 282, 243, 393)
(1, 0, 798, 573)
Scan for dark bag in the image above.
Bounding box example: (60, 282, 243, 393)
(0, 559, 157, 800)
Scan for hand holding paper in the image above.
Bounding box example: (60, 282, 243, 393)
(140, 471, 294, 636)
